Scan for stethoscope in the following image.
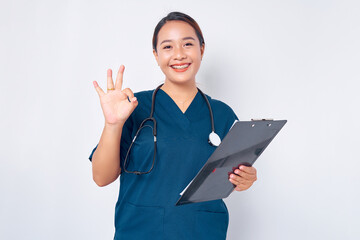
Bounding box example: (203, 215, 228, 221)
(123, 84, 221, 175)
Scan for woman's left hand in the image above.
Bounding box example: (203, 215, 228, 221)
(229, 165, 257, 192)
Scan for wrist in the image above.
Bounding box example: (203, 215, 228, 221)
(104, 122, 124, 131)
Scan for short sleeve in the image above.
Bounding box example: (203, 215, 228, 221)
(232, 108, 239, 121)
(88, 145, 98, 161)
(223, 104, 239, 134)
(87, 117, 134, 166)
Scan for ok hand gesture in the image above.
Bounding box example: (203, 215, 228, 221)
(93, 65, 138, 126)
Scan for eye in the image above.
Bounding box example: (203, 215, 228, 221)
(163, 45, 171, 49)
(184, 42, 193, 46)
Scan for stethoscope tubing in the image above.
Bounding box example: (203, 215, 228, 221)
(123, 84, 220, 175)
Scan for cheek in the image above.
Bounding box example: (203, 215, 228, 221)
(191, 54, 202, 67)
(191, 50, 203, 62)
(157, 57, 170, 72)
(158, 56, 170, 67)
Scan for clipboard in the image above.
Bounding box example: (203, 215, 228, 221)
(175, 119, 287, 206)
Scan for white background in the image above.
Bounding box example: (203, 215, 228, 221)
(1, 0, 359, 239)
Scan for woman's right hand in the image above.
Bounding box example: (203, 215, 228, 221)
(93, 65, 138, 126)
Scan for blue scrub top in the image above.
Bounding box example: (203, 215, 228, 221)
(89, 88, 238, 240)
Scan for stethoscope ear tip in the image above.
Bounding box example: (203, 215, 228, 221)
(209, 132, 221, 147)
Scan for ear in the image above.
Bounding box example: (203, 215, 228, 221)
(153, 49, 159, 65)
(200, 44, 205, 60)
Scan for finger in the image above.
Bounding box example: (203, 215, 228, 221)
(239, 165, 257, 175)
(107, 69, 115, 92)
(131, 97, 138, 107)
(229, 178, 241, 187)
(235, 184, 250, 192)
(230, 179, 247, 191)
(93, 81, 105, 97)
(229, 178, 252, 191)
(231, 174, 256, 187)
(122, 88, 135, 100)
(233, 169, 255, 181)
(229, 174, 248, 185)
(115, 65, 125, 90)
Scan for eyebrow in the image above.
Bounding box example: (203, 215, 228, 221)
(160, 37, 196, 45)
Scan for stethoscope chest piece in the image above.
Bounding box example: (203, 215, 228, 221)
(208, 131, 221, 146)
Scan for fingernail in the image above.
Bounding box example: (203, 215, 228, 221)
(235, 170, 240, 174)
(230, 174, 235, 179)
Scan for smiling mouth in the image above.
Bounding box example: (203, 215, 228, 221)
(171, 63, 191, 72)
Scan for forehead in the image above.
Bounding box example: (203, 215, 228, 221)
(157, 20, 198, 42)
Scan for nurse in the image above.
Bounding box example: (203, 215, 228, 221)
(89, 12, 257, 240)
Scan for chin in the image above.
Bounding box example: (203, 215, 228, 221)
(167, 77, 195, 85)
(166, 72, 197, 84)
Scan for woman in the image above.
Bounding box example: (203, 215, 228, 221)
(89, 12, 257, 240)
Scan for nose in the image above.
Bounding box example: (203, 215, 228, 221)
(173, 46, 186, 60)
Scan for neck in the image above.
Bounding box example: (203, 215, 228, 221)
(160, 81, 198, 103)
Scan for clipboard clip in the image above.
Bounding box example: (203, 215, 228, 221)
(251, 118, 274, 121)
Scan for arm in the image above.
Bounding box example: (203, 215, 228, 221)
(91, 123, 124, 187)
(91, 65, 138, 187)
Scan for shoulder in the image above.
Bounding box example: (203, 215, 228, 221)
(126, 89, 155, 126)
(205, 94, 238, 120)
(133, 89, 153, 101)
(132, 89, 154, 111)
(203, 93, 239, 138)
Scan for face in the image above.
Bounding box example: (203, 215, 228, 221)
(153, 20, 204, 85)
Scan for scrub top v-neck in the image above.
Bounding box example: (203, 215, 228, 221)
(89, 88, 238, 240)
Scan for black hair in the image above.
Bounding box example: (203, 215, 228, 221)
(152, 12, 205, 52)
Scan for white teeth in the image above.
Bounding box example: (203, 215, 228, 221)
(171, 64, 189, 69)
